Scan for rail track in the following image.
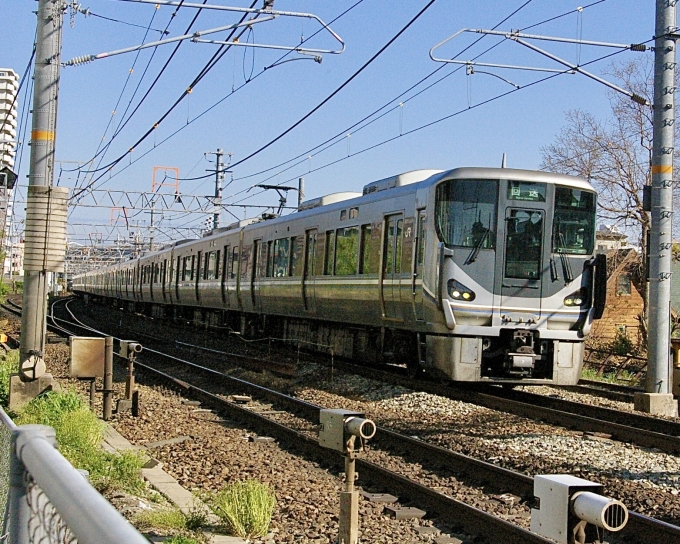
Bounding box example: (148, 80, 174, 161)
(31, 296, 680, 544)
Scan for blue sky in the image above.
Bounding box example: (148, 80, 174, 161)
(3, 0, 657, 246)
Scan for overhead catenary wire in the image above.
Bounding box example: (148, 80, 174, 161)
(70, 0, 366, 192)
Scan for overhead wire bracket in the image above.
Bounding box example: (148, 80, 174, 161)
(63, 0, 345, 66)
(429, 28, 650, 105)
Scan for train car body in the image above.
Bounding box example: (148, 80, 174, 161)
(73, 167, 606, 385)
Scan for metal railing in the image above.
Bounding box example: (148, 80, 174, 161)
(0, 407, 147, 544)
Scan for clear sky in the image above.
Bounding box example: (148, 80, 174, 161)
(3, 0, 657, 247)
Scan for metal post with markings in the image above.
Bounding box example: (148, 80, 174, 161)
(19, 0, 69, 386)
(635, 0, 679, 416)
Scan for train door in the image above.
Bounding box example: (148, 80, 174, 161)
(381, 213, 404, 320)
(498, 207, 545, 319)
(302, 229, 317, 312)
(412, 209, 427, 321)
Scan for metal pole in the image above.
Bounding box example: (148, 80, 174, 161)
(19, 0, 63, 380)
(298, 177, 305, 208)
(639, 0, 678, 416)
(214, 149, 223, 230)
(103, 337, 113, 420)
(338, 455, 359, 544)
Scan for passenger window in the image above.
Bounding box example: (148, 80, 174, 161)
(274, 238, 290, 277)
(359, 223, 376, 274)
(324, 231, 335, 275)
(206, 251, 218, 280)
(265, 241, 273, 277)
(349, 207, 359, 219)
(335, 226, 359, 275)
(231, 247, 239, 279)
(289, 237, 299, 276)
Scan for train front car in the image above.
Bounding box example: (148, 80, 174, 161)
(425, 168, 605, 385)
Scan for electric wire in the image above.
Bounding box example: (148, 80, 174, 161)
(0, 47, 36, 137)
(87, 10, 170, 34)
(192, 0, 606, 187)
(69, 0, 366, 193)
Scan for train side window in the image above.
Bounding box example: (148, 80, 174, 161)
(215, 250, 221, 279)
(335, 226, 358, 275)
(274, 238, 290, 277)
(190, 255, 196, 281)
(416, 210, 427, 268)
(231, 247, 239, 279)
(324, 230, 335, 275)
(266, 241, 274, 277)
(340, 210, 347, 221)
(206, 251, 218, 280)
(154, 263, 160, 284)
(359, 224, 372, 274)
(289, 237, 299, 276)
(349, 207, 359, 219)
(222, 246, 229, 282)
(182, 257, 188, 281)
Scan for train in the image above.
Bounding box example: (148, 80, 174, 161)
(72, 166, 607, 385)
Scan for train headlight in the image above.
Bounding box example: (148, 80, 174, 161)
(448, 279, 476, 302)
(564, 288, 588, 307)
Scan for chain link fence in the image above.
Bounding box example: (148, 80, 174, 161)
(0, 408, 147, 544)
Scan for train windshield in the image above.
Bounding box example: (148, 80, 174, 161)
(435, 179, 498, 248)
(552, 187, 596, 255)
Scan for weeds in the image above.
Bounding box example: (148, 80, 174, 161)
(14, 390, 145, 494)
(207, 480, 276, 538)
(0, 350, 19, 406)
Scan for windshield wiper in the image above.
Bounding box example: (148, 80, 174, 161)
(557, 233, 574, 283)
(465, 228, 489, 265)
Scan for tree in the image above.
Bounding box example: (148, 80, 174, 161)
(540, 56, 680, 247)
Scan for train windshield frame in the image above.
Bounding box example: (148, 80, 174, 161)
(435, 179, 498, 249)
(552, 186, 596, 255)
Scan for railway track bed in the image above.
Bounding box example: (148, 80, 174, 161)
(41, 298, 680, 543)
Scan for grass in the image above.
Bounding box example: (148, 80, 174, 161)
(134, 506, 208, 544)
(13, 390, 145, 494)
(206, 480, 276, 538)
(0, 350, 19, 406)
(581, 367, 641, 387)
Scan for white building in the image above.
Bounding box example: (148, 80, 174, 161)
(0, 69, 19, 278)
(0, 69, 18, 170)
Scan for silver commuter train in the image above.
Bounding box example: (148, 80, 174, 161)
(72, 166, 606, 385)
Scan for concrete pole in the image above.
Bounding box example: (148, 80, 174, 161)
(20, 0, 64, 380)
(636, 0, 678, 416)
(298, 177, 305, 209)
(213, 149, 223, 230)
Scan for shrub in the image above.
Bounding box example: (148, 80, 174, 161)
(207, 480, 276, 538)
(134, 506, 207, 533)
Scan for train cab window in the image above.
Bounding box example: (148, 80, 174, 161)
(274, 238, 290, 277)
(552, 187, 596, 255)
(435, 179, 497, 249)
(324, 230, 336, 275)
(335, 226, 359, 275)
(289, 237, 300, 276)
(505, 209, 544, 280)
(231, 247, 239, 279)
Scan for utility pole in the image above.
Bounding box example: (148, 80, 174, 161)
(205, 149, 227, 230)
(298, 177, 305, 208)
(18, 0, 69, 389)
(635, 0, 678, 416)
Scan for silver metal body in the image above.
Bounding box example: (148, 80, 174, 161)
(73, 167, 603, 385)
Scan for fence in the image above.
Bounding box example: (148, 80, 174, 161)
(0, 407, 147, 544)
